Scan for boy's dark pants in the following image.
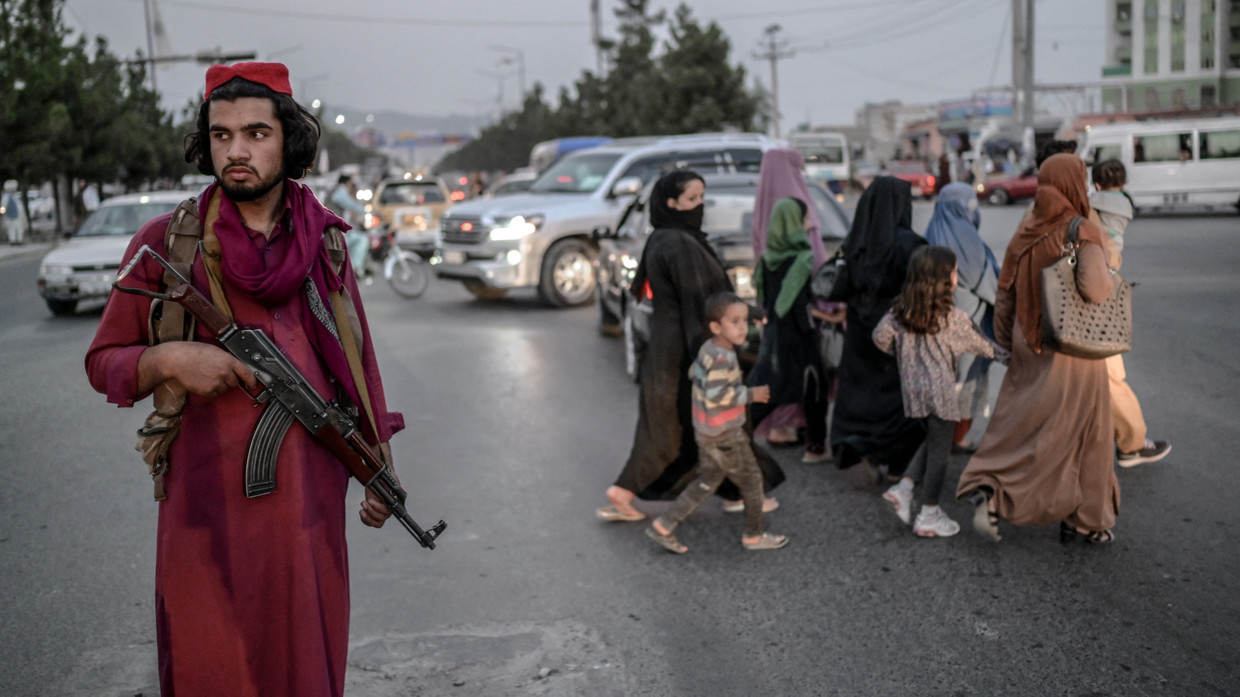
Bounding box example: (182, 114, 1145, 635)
(656, 427, 765, 538)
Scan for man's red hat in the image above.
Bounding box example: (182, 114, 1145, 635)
(204, 62, 293, 100)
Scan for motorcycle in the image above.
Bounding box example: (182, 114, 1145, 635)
(363, 213, 430, 299)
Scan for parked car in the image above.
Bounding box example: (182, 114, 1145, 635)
(485, 170, 538, 198)
(369, 174, 453, 256)
(436, 132, 779, 307)
(37, 190, 194, 316)
(976, 166, 1037, 205)
(594, 172, 851, 381)
(885, 160, 937, 199)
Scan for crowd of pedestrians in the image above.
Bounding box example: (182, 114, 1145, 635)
(599, 143, 1171, 552)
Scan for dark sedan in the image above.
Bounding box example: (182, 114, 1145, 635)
(977, 166, 1038, 205)
(593, 172, 851, 381)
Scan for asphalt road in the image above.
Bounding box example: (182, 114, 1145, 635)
(0, 202, 1237, 696)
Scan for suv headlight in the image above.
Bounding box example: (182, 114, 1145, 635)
(40, 263, 73, 277)
(489, 214, 543, 241)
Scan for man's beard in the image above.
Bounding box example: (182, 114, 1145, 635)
(217, 164, 282, 202)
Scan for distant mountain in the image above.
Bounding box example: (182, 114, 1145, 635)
(324, 107, 486, 143)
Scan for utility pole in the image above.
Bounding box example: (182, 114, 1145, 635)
(753, 24, 795, 139)
(142, 0, 158, 94)
(1011, 0, 1036, 156)
(591, 0, 604, 75)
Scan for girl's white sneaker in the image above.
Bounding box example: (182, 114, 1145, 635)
(913, 507, 961, 537)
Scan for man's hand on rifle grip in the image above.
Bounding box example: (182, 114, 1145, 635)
(359, 442, 397, 529)
(138, 342, 260, 398)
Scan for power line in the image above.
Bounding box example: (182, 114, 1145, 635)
(154, 0, 588, 27)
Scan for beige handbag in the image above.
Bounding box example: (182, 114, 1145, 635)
(1040, 216, 1133, 359)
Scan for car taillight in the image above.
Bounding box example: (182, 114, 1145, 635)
(450, 191, 466, 201)
(643, 279, 653, 301)
(927, 175, 936, 188)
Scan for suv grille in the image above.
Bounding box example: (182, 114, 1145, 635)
(441, 217, 488, 245)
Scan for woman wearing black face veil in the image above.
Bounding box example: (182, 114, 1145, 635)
(830, 176, 928, 477)
(597, 170, 785, 522)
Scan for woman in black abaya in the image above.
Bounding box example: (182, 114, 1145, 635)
(597, 170, 784, 522)
(830, 176, 927, 477)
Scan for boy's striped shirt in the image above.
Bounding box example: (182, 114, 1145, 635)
(689, 340, 750, 439)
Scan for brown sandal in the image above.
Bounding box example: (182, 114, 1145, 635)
(645, 526, 688, 554)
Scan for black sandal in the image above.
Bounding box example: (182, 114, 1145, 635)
(1059, 521, 1079, 544)
(968, 489, 1001, 542)
(1060, 522, 1115, 545)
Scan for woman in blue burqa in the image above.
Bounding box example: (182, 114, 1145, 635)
(924, 182, 1001, 451)
(830, 176, 927, 477)
(598, 170, 785, 521)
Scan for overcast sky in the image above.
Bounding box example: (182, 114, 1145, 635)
(63, 0, 1106, 131)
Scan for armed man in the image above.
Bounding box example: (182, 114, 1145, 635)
(86, 62, 412, 696)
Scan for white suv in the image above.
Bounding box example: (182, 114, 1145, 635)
(435, 133, 780, 306)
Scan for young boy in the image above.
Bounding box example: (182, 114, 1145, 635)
(1089, 158, 1172, 467)
(645, 292, 788, 553)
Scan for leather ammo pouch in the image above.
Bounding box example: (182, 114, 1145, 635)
(135, 198, 200, 500)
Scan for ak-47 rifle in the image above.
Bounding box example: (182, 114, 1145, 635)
(113, 245, 446, 549)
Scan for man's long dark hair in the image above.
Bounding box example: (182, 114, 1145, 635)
(183, 78, 320, 180)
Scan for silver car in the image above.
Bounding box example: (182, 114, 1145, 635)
(37, 190, 194, 316)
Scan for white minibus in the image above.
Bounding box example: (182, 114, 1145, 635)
(1078, 117, 1240, 212)
(790, 132, 850, 193)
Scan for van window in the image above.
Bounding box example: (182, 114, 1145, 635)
(1132, 133, 1193, 163)
(1090, 143, 1123, 164)
(1199, 130, 1240, 159)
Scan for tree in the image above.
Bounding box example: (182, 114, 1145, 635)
(437, 84, 563, 173)
(432, 0, 765, 173)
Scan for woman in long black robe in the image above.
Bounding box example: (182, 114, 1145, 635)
(829, 176, 927, 476)
(599, 171, 785, 521)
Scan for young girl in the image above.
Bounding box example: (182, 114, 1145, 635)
(873, 245, 1008, 537)
(646, 292, 787, 553)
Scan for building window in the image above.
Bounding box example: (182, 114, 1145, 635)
(1199, 130, 1240, 159)
(1144, 87, 1161, 110)
(1118, 2, 1132, 21)
(1171, 87, 1187, 108)
(1202, 85, 1217, 106)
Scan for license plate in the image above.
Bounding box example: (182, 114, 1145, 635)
(442, 250, 466, 265)
(911, 187, 922, 197)
(79, 279, 113, 295)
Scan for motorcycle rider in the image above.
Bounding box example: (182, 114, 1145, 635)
(326, 173, 371, 281)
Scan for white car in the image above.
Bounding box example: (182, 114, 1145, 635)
(37, 190, 194, 316)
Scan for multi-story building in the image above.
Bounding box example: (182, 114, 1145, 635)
(1101, 0, 1240, 112)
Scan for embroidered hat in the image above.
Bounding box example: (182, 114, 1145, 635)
(204, 62, 293, 100)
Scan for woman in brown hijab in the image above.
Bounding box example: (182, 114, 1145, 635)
(956, 153, 1120, 544)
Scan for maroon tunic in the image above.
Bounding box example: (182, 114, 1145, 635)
(86, 198, 401, 697)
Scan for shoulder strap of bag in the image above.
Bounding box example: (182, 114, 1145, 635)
(1064, 216, 1085, 251)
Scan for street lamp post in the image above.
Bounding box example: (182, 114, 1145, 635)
(486, 44, 526, 100)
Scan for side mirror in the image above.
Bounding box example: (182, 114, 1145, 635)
(609, 176, 642, 198)
(591, 225, 614, 241)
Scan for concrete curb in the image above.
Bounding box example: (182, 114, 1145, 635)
(0, 242, 52, 263)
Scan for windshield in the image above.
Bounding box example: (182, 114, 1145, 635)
(798, 145, 845, 164)
(379, 182, 446, 204)
(75, 201, 180, 237)
(529, 152, 622, 194)
(694, 181, 849, 241)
